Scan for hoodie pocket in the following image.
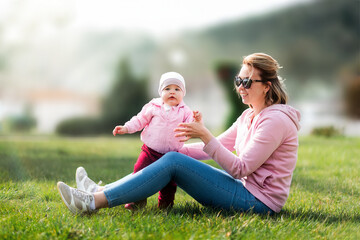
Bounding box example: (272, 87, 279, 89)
(255, 169, 273, 188)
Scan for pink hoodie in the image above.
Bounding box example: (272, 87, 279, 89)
(180, 104, 301, 212)
(125, 98, 193, 154)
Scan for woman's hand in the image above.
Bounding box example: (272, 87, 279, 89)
(174, 112, 213, 144)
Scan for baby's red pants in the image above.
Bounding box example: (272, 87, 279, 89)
(133, 144, 177, 208)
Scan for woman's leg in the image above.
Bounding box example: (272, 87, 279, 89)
(102, 152, 273, 214)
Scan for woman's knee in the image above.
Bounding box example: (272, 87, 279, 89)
(158, 152, 197, 171)
(162, 152, 184, 163)
(163, 151, 182, 158)
(161, 152, 195, 166)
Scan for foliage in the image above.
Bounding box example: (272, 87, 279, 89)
(0, 136, 359, 239)
(55, 117, 103, 136)
(56, 58, 150, 136)
(341, 60, 360, 118)
(101, 58, 149, 131)
(311, 126, 343, 138)
(344, 78, 360, 118)
(201, 0, 359, 82)
(2, 104, 36, 132)
(3, 115, 36, 133)
(214, 61, 248, 129)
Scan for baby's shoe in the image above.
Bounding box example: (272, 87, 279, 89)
(124, 199, 147, 211)
(158, 200, 174, 210)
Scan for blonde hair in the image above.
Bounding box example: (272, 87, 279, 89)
(243, 53, 288, 105)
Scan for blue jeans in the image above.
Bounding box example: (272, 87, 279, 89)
(103, 152, 274, 214)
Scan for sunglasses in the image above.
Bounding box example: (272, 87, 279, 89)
(234, 76, 267, 89)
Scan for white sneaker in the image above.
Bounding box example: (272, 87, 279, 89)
(57, 181, 96, 215)
(76, 167, 99, 193)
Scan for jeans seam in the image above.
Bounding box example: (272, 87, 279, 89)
(112, 162, 235, 206)
(105, 170, 164, 207)
(106, 155, 241, 208)
(174, 162, 236, 196)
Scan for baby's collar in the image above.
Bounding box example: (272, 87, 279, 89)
(151, 98, 185, 108)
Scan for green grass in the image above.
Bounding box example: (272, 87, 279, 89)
(0, 135, 359, 239)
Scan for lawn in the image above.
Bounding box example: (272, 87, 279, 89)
(0, 135, 359, 239)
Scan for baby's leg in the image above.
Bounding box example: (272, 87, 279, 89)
(125, 145, 158, 209)
(158, 181, 177, 209)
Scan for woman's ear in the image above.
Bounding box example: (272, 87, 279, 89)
(264, 81, 271, 94)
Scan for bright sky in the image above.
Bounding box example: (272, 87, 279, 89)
(0, 0, 312, 39)
(72, 0, 312, 36)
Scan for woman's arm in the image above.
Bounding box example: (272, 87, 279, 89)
(176, 111, 287, 179)
(204, 114, 287, 179)
(175, 111, 214, 159)
(175, 113, 238, 160)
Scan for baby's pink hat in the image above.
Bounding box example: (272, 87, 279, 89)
(158, 72, 186, 96)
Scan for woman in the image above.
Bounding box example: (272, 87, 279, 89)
(57, 53, 301, 215)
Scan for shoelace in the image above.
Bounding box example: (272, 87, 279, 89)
(71, 188, 93, 205)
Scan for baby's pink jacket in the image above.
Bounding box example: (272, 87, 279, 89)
(180, 104, 301, 212)
(124, 98, 193, 154)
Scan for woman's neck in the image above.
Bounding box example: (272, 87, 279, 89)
(252, 102, 268, 116)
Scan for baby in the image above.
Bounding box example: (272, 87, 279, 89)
(113, 72, 194, 209)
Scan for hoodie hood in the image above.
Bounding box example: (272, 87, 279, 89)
(262, 104, 301, 131)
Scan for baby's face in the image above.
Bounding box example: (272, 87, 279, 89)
(161, 84, 184, 106)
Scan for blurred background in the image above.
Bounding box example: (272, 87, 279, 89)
(0, 0, 359, 137)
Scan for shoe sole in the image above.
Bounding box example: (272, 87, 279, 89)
(57, 181, 78, 215)
(76, 167, 86, 191)
(76, 167, 99, 193)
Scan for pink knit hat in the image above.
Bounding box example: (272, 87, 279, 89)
(158, 72, 186, 96)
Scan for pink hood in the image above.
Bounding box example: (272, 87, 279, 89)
(267, 104, 301, 130)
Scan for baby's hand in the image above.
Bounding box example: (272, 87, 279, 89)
(193, 111, 202, 123)
(113, 125, 128, 136)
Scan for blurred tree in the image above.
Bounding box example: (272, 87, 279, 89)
(101, 58, 149, 131)
(56, 58, 150, 136)
(5, 104, 36, 132)
(311, 125, 343, 138)
(201, 0, 359, 83)
(341, 60, 360, 119)
(215, 62, 248, 129)
(344, 78, 360, 118)
(56, 117, 102, 136)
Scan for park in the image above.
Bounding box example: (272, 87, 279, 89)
(0, 135, 359, 239)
